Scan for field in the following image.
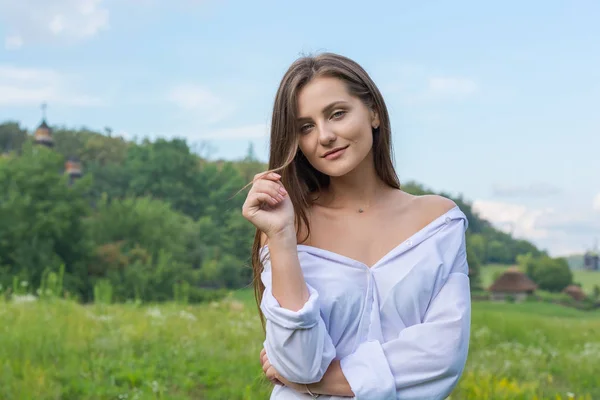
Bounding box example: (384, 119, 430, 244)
(481, 264, 600, 294)
(1, 292, 599, 400)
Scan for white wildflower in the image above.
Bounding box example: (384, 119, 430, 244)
(12, 294, 37, 303)
(146, 307, 164, 319)
(179, 310, 197, 321)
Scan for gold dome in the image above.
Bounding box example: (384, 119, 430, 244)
(34, 119, 53, 147)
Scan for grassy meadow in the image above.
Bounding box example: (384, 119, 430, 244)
(1, 290, 599, 400)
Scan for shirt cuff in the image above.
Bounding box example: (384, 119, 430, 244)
(340, 340, 396, 399)
(260, 284, 321, 329)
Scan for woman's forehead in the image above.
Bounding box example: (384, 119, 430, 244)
(296, 77, 353, 116)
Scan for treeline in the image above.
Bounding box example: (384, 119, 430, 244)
(0, 121, 545, 302)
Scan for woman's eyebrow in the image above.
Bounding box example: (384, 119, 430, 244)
(297, 101, 350, 122)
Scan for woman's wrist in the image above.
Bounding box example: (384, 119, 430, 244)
(266, 227, 297, 253)
(267, 225, 296, 243)
(305, 384, 320, 398)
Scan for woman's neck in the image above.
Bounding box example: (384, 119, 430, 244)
(318, 167, 390, 212)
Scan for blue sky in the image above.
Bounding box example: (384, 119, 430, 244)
(1, 0, 599, 256)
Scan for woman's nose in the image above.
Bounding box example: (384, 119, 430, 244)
(317, 124, 336, 144)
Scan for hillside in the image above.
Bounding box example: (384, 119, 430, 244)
(1, 120, 548, 298)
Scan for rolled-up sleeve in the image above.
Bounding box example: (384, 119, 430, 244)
(260, 252, 336, 384)
(340, 219, 471, 400)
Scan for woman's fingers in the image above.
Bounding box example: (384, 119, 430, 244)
(262, 358, 272, 374)
(265, 365, 279, 382)
(260, 348, 266, 364)
(260, 350, 283, 386)
(253, 171, 281, 183)
(245, 180, 287, 212)
(251, 178, 287, 200)
(253, 192, 281, 208)
(260, 349, 269, 367)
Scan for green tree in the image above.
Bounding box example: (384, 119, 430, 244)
(467, 233, 487, 264)
(0, 122, 28, 153)
(519, 254, 573, 292)
(125, 138, 205, 219)
(86, 196, 200, 301)
(487, 240, 512, 264)
(466, 239, 482, 291)
(0, 143, 93, 296)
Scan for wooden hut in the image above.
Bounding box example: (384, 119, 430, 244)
(562, 285, 586, 301)
(488, 267, 537, 301)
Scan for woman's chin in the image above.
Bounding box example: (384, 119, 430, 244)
(315, 162, 356, 178)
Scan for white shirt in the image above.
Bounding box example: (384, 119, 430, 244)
(260, 205, 471, 400)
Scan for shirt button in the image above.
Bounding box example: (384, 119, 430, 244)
(445, 217, 451, 224)
(406, 240, 413, 246)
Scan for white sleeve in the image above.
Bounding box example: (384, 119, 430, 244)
(339, 222, 471, 400)
(260, 254, 337, 384)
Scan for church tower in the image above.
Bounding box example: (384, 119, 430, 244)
(34, 103, 54, 148)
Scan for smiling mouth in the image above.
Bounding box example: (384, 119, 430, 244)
(323, 146, 349, 158)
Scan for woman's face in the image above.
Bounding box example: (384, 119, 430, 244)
(295, 76, 379, 177)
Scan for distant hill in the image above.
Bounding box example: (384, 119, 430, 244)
(1, 120, 546, 267)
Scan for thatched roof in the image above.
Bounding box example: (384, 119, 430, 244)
(488, 267, 537, 293)
(562, 285, 586, 301)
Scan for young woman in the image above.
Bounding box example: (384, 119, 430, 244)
(241, 53, 471, 400)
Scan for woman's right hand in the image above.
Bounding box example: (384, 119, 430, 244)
(242, 172, 295, 238)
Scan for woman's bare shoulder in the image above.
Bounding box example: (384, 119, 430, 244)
(403, 193, 458, 226)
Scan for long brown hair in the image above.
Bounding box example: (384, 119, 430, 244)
(249, 52, 400, 328)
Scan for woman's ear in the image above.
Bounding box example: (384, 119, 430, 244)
(371, 109, 380, 129)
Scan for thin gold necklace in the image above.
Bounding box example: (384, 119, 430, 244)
(357, 201, 374, 213)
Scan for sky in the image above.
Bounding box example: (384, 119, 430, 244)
(1, 0, 599, 257)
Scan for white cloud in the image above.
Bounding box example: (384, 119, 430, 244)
(380, 67, 479, 106)
(0, 0, 109, 48)
(492, 182, 562, 198)
(4, 34, 23, 50)
(472, 199, 600, 256)
(0, 65, 102, 106)
(472, 199, 552, 240)
(594, 193, 600, 212)
(198, 123, 269, 139)
(167, 84, 233, 124)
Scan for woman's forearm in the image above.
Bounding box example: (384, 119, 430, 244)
(267, 228, 310, 311)
(307, 360, 354, 397)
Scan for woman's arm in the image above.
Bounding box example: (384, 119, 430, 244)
(306, 360, 354, 397)
(267, 229, 310, 310)
(260, 230, 337, 384)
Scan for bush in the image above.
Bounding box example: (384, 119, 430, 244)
(188, 287, 229, 304)
(519, 254, 573, 292)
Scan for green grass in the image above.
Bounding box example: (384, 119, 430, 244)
(481, 264, 600, 294)
(571, 269, 600, 293)
(1, 293, 599, 400)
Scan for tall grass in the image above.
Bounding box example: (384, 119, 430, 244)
(0, 289, 598, 399)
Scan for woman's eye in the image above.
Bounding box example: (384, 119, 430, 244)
(332, 110, 346, 119)
(300, 124, 313, 134)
